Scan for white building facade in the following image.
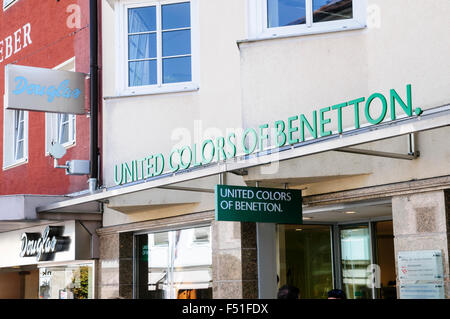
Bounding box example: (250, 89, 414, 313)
(39, 0, 450, 299)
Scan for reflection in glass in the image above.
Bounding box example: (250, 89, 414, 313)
(163, 56, 192, 84)
(39, 264, 94, 299)
(277, 225, 333, 298)
(128, 33, 157, 60)
(135, 226, 212, 299)
(14, 110, 25, 160)
(375, 221, 396, 299)
(267, 0, 306, 28)
(340, 226, 372, 299)
(162, 30, 191, 57)
(128, 6, 156, 33)
(129, 60, 157, 86)
(162, 2, 190, 30)
(312, 0, 353, 23)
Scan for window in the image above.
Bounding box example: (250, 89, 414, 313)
(3, 108, 28, 169)
(14, 110, 25, 161)
(3, 0, 16, 9)
(249, 0, 366, 39)
(39, 263, 95, 299)
(118, 0, 198, 95)
(135, 226, 212, 299)
(45, 58, 76, 154)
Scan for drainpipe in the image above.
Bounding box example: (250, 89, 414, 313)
(89, 0, 99, 192)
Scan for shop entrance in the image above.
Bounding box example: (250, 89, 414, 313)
(275, 220, 396, 299)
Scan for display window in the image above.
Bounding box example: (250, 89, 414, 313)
(134, 225, 212, 299)
(38, 262, 95, 299)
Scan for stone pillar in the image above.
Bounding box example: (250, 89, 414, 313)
(212, 221, 258, 298)
(392, 189, 450, 298)
(97, 232, 134, 299)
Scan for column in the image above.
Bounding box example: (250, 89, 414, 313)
(212, 221, 258, 298)
(392, 189, 450, 298)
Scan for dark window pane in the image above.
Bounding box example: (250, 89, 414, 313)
(128, 6, 156, 33)
(162, 2, 190, 30)
(267, 0, 306, 27)
(129, 60, 157, 86)
(162, 30, 191, 57)
(128, 33, 157, 60)
(313, 0, 353, 23)
(162, 56, 191, 83)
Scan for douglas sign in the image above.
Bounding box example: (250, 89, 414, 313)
(20, 226, 70, 262)
(4, 64, 86, 114)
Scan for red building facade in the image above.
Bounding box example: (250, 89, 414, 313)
(0, 0, 101, 299)
(0, 0, 93, 195)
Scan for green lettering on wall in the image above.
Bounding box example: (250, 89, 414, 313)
(154, 153, 164, 176)
(114, 164, 123, 185)
(365, 93, 387, 125)
(179, 146, 192, 170)
(242, 128, 258, 155)
(169, 150, 179, 173)
(259, 123, 269, 152)
(319, 107, 332, 137)
(202, 139, 215, 164)
(347, 97, 365, 129)
(390, 84, 412, 120)
(216, 137, 227, 162)
(287, 116, 299, 145)
(300, 111, 318, 141)
(331, 102, 348, 133)
(226, 133, 237, 158)
(274, 120, 286, 147)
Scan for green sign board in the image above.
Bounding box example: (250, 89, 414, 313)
(215, 185, 302, 224)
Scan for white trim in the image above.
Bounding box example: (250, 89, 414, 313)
(248, 0, 367, 40)
(116, 0, 199, 96)
(2, 0, 17, 10)
(3, 106, 28, 170)
(45, 58, 77, 156)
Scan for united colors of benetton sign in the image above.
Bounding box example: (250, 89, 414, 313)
(215, 185, 302, 224)
(4, 64, 86, 114)
(113, 84, 422, 186)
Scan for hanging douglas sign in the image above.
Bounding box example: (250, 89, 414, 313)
(4, 64, 86, 114)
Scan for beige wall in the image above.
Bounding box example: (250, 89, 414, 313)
(101, 0, 450, 227)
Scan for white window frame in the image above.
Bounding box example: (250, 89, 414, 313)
(3, 0, 17, 10)
(3, 107, 28, 170)
(14, 110, 26, 161)
(247, 0, 367, 40)
(45, 58, 77, 156)
(116, 0, 199, 96)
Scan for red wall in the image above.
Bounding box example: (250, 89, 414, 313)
(0, 0, 97, 195)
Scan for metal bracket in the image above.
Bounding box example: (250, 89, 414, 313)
(54, 158, 69, 169)
(336, 133, 420, 160)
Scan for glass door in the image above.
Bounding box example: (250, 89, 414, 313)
(339, 224, 374, 299)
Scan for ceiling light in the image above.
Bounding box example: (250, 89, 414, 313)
(345, 211, 357, 214)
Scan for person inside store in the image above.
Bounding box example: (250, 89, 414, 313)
(277, 285, 300, 299)
(327, 289, 346, 299)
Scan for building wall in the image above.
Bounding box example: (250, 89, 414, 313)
(101, 0, 450, 209)
(0, 0, 92, 195)
(99, 0, 450, 299)
(239, 0, 450, 193)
